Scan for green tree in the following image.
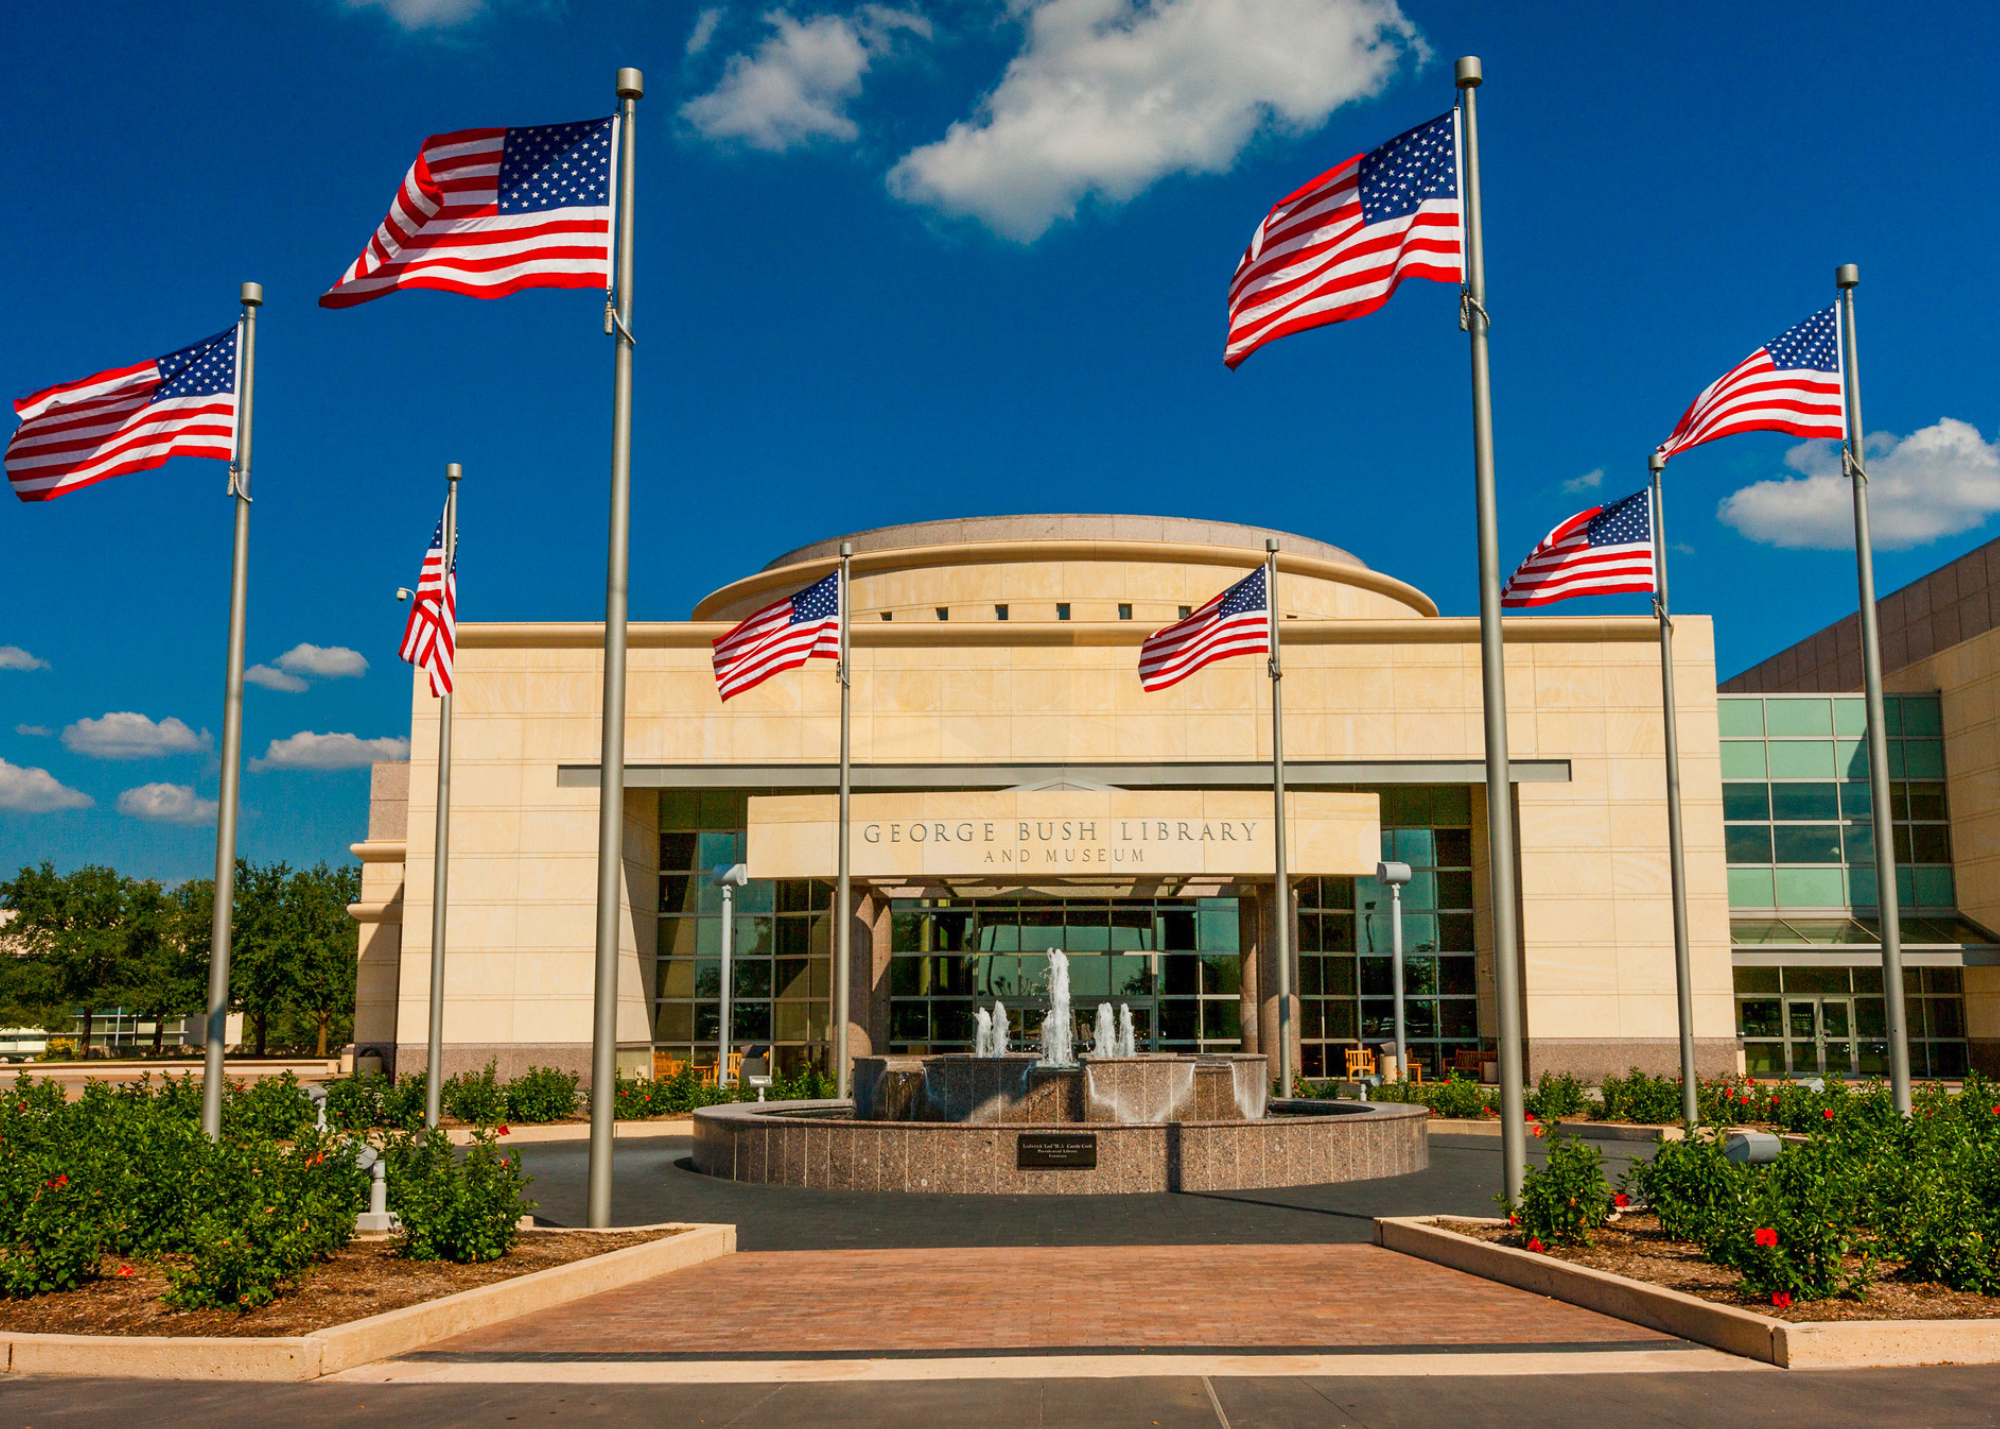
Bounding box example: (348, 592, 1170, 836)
(0, 863, 127, 1052)
(282, 863, 360, 1057)
(121, 878, 210, 1055)
(230, 860, 293, 1056)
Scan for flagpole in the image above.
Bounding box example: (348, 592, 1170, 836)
(587, 67, 643, 1229)
(199, 281, 260, 1142)
(1649, 454, 1699, 1122)
(1456, 56, 1527, 1201)
(1265, 539, 1293, 1095)
(1837, 264, 1913, 1116)
(835, 541, 853, 1099)
(424, 463, 461, 1129)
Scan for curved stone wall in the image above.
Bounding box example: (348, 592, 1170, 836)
(690, 1098, 1427, 1195)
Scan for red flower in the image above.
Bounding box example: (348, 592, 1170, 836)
(117, 1265, 134, 1277)
(497, 1125, 510, 1136)
(1526, 1238, 1546, 1253)
(1990, 1106, 1999, 1116)
(1754, 1227, 1779, 1247)
(1525, 1113, 1537, 1122)
(1614, 1193, 1631, 1208)
(1822, 1108, 1835, 1121)
(1508, 1213, 1520, 1226)
(1771, 1292, 1792, 1309)
(1531, 1125, 1544, 1139)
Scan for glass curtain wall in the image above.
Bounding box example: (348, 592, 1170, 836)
(1720, 693, 1969, 1078)
(656, 791, 832, 1077)
(1299, 785, 1478, 1081)
(886, 897, 1242, 1053)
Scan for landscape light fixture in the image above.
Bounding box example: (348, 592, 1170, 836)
(711, 864, 749, 1085)
(1376, 861, 1413, 1081)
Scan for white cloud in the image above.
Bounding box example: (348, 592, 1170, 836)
(250, 732, 411, 772)
(688, 5, 725, 53)
(117, 783, 218, 826)
(245, 665, 310, 693)
(1563, 468, 1604, 495)
(14, 725, 50, 738)
(0, 760, 91, 814)
(342, 0, 488, 30)
(62, 712, 211, 760)
(682, 6, 931, 151)
(1717, 419, 2000, 551)
(278, 643, 369, 679)
(0, 646, 48, 671)
(887, 0, 1423, 242)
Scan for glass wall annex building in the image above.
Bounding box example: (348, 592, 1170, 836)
(346, 514, 1999, 1086)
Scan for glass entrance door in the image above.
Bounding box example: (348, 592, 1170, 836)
(1785, 997, 1858, 1077)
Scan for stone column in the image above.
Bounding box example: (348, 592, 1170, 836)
(1253, 883, 1298, 1086)
(858, 886, 892, 1061)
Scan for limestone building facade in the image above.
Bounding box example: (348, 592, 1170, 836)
(349, 514, 1744, 1085)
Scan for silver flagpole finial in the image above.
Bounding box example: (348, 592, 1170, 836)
(1835, 263, 1859, 289)
(616, 67, 644, 98)
(1455, 56, 1482, 89)
(239, 281, 263, 307)
(1649, 453, 1665, 474)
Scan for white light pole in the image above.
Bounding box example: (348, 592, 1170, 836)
(1377, 861, 1412, 1080)
(712, 864, 748, 1086)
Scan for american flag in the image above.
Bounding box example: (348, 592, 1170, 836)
(1501, 490, 1656, 608)
(1225, 111, 1463, 369)
(1657, 307, 1845, 460)
(1139, 566, 1271, 692)
(321, 116, 617, 309)
(7, 326, 237, 502)
(399, 508, 457, 697)
(712, 571, 842, 702)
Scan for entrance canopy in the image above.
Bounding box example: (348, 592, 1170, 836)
(745, 789, 1378, 888)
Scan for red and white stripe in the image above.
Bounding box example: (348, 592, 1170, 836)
(1225, 141, 1462, 369)
(7, 356, 234, 503)
(1657, 348, 1845, 459)
(320, 124, 612, 309)
(1500, 509, 1655, 608)
(711, 579, 842, 703)
(1138, 581, 1270, 692)
(399, 518, 456, 697)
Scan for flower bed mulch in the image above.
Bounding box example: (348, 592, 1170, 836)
(0, 1227, 683, 1338)
(1437, 1215, 2000, 1324)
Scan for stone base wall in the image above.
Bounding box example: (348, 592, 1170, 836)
(387, 1042, 648, 1086)
(693, 1099, 1426, 1194)
(1526, 1037, 1741, 1083)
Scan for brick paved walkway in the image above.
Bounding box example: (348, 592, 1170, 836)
(420, 1245, 1674, 1360)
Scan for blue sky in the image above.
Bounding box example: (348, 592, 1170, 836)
(2, 0, 1995, 882)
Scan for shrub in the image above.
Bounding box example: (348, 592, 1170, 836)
(1705, 1136, 1875, 1302)
(1596, 1068, 1688, 1125)
(163, 1131, 367, 1310)
(1622, 1132, 1743, 1244)
(386, 1127, 533, 1264)
(1872, 1085, 2000, 1293)
(0, 1075, 366, 1307)
(441, 1061, 507, 1127)
(325, 1071, 388, 1132)
(380, 1073, 430, 1131)
(506, 1066, 581, 1123)
(1524, 1071, 1588, 1123)
(1499, 1133, 1614, 1248)
(223, 1071, 318, 1141)
(767, 1064, 837, 1101)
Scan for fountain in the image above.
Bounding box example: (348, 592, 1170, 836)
(692, 944, 1426, 1194)
(1039, 949, 1073, 1065)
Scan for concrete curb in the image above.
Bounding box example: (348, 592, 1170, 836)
(1, 1221, 735, 1381)
(1376, 1216, 2000, 1369)
(443, 1119, 692, 1146)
